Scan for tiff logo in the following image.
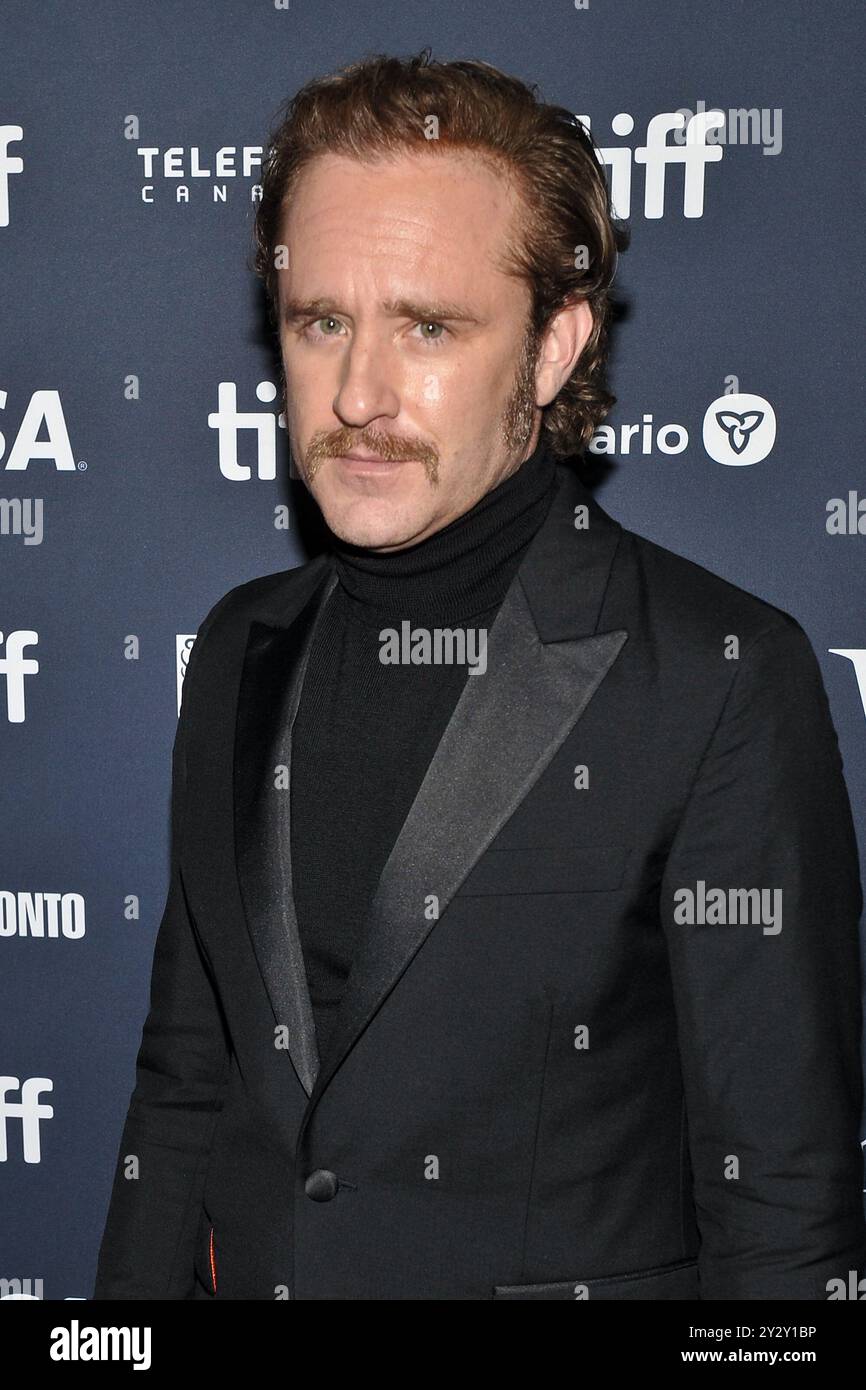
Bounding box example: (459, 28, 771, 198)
(0, 630, 38, 722)
(208, 380, 292, 481)
(0, 125, 24, 228)
(0, 1077, 54, 1163)
(577, 110, 724, 219)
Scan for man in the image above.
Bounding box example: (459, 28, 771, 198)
(94, 52, 866, 1300)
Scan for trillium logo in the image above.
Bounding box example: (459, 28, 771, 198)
(702, 392, 776, 466)
(715, 409, 764, 456)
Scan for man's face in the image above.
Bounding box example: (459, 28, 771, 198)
(275, 148, 545, 551)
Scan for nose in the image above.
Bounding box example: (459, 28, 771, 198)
(332, 328, 400, 427)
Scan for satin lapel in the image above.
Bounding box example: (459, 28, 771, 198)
(306, 571, 628, 1115)
(233, 565, 338, 1097)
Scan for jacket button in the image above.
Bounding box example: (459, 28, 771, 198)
(305, 1168, 339, 1201)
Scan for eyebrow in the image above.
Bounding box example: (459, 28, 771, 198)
(281, 296, 483, 326)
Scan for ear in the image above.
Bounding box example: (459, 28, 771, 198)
(534, 299, 594, 407)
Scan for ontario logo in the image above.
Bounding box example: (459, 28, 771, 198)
(589, 391, 777, 466)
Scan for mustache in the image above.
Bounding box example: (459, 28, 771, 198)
(302, 428, 440, 483)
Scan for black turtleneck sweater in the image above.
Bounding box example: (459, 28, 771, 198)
(290, 437, 558, 1059)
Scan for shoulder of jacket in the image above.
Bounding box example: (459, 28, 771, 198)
(193, 554, 331, 641)
(623, 528, 809, 660)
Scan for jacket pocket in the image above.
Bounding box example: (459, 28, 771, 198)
(493, 1256, 699, 1300)
(458, 845, 631, 897)
(192, 1206, 217, 1297)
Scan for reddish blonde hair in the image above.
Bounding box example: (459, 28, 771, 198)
(252, 49, 630, 458)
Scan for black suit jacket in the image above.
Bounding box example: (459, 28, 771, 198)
(94, 462, 866, 1300)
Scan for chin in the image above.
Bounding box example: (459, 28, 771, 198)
(329, 515, 423, 550)
(320, 497, 427, 551)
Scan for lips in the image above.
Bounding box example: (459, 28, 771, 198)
(338, 453, 408, 470)
(341, 451, 403, 463)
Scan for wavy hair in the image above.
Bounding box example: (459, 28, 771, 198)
(252, 49, 630, 458)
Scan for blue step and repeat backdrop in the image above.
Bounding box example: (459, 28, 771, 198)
(1, 1, 864, 1300)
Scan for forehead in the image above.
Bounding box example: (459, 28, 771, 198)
(278, 149, 526, 306)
